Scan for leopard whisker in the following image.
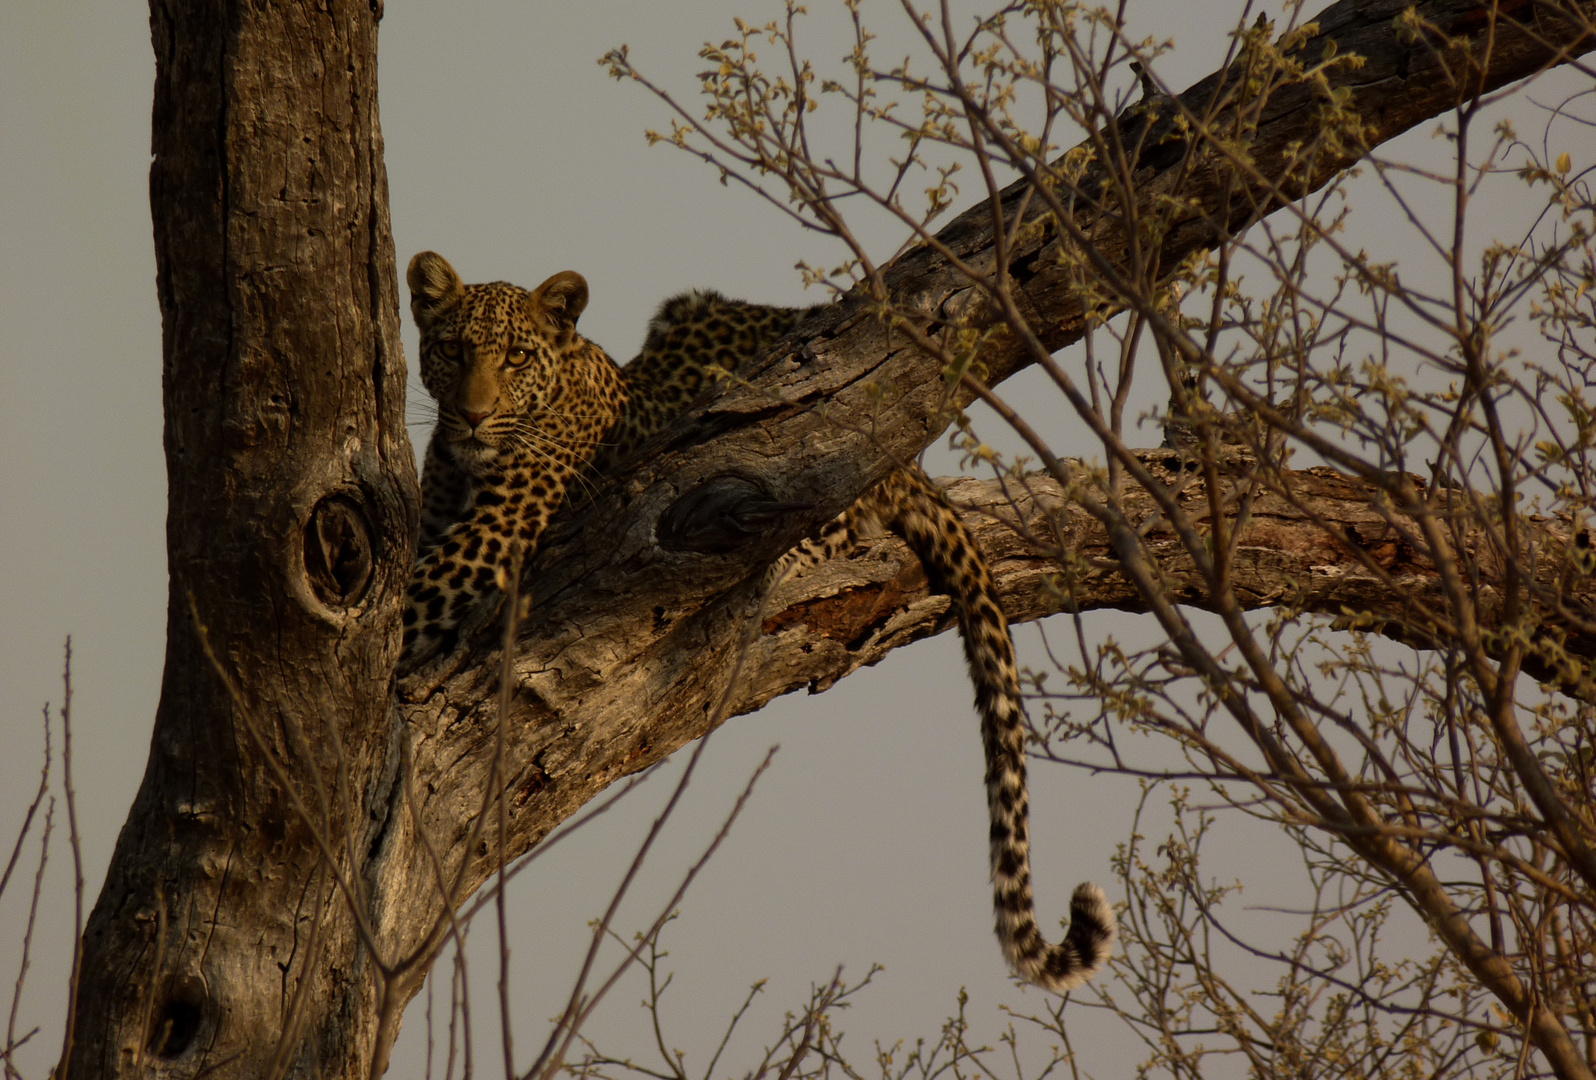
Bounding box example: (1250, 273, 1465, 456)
(503, 429, 605, 504)
(510, 417, 624, 457)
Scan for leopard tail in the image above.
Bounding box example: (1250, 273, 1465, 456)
(874, 471, 1116, 993)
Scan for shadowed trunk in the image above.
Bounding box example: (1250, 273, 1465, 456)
(67, 3, 414, 1078)
(65, 0, 1594, 1076)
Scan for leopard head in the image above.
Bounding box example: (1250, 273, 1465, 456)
(407, 250, 589, 474)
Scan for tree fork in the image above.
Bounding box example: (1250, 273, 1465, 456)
(66, 0, 1596, 1076)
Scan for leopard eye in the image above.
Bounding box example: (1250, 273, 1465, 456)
(437, 341, 463, 360)
(505, 346, 533, 368)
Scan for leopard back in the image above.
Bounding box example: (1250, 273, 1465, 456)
(595, 289, 811, 471)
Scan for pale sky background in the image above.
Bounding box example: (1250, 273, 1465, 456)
(2, 2, 1588, 1077)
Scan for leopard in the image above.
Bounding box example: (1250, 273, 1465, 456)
(402, 251, 801, 658)
(401, 250, 1116, 993)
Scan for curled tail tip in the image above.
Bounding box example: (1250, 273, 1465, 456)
(1009, 880, 1117, 994)
(1070, 880, 1117, 956)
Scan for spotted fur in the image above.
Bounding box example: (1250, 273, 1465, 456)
(402, 253, 803, 661)
(402, 251, 1114, 991)
(797, 471, 1116, 991)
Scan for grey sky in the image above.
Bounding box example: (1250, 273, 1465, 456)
(3, 1, 1583, 1076)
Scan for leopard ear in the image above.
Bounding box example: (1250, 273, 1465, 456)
(531, 271, 589, 330)
(407, 251, 466, 331)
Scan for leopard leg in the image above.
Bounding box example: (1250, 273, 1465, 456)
(417, 436, 471, 555)
(401, 468, 563, 667)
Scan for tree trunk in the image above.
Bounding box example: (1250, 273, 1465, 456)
(66, 0, 1594, 1077)
(66, 3, 414, 1078)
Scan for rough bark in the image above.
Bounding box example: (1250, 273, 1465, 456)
(69, 0, 1595, 1077)
(68, 3, 414, 1078)
(749, 458, 1596, 703)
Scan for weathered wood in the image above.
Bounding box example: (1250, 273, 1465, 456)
(68, 2, 413, 1077)
(70, 0, 1596, 1076)
(747, 459, 1596, 706)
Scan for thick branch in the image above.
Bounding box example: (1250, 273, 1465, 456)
(747, 461, 1596, 706)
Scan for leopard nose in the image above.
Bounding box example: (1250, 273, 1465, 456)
(460, 408, 493, 427)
